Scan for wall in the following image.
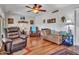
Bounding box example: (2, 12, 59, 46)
(6, 14, 35, 34)
(6, 12, 66, 32)
(35, 13, 61, 31)
(75, 8, 79, 45)
(35, 10, 75, 45)
(0, 8, 5, 35)
(6, 10, 75, 33)
(5, 9, 75, 45)
(0, 8, 5, 42)
(35, 11, 72, 31)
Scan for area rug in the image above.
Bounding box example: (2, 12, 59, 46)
(51, 48, 79, 55)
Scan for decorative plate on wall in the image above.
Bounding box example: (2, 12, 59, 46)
(61, 16, 66, 23)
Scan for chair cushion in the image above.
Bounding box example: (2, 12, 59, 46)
(41, 29, 51, 35)
(7, 32, 19, 36)
(7, 34, 20, 39)
(7, 27, 19, 33)
(12, 38, 25, 45)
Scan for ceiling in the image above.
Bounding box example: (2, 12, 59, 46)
(0, 4, 79, 18)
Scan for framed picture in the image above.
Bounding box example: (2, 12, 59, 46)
(30, 20, 34, 24)
(18, 21, 28, 23)
(47, 18, 56, 23)
(8, 18, 14, 24)
(51, 18, 56, 23)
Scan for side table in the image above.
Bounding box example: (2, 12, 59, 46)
(20, 35, 27, 39)
(0, 41, 6, 55)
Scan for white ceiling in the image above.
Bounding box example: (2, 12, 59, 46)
(0, 4, 79, 17)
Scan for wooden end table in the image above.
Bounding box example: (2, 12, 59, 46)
(0, 41, 6, 55)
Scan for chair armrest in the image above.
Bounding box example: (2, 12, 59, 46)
(20, 35, 27, 39)
(2, 38, 12, 54)
(2, 38, 12, 43)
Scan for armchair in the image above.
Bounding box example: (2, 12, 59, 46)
(3, 27, 27, 54)
(30, 26, 40, 37)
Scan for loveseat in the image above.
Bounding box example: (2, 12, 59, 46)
(41, 29, 62, 44)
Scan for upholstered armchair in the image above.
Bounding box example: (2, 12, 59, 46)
(3, 27, 27, 54)
(41, 29, 62, 44)
(30, 26, 41, 37)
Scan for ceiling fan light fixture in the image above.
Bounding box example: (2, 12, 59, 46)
(25, 4, 46, 14)
(32, 9, 39, 13)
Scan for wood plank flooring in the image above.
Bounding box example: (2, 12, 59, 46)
(13, 36, 67, 55)
(0, 36, 79, 55)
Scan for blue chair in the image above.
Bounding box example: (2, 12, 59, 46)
(30, 26, 40, 37)
(62, 34, 73, 46)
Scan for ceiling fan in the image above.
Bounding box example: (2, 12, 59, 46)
(25, 4, 46, 14)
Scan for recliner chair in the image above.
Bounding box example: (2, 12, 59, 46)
(3, 27, 27, 54)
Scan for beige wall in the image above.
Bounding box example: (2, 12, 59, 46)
(0, 8, 5, 40)
(6, 15, 35, 34)
(5, 10, 75, 45)
(6, 11, 74, 32)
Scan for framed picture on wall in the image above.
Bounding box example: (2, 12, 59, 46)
(51, 18, 56, 23)
(30, 20, 34, 24)
(8, 18, 14, 24)
(47, 18, 56, 23)
(18, 21, 28, 23)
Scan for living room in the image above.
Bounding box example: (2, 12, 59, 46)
(0, 4, 79, 55)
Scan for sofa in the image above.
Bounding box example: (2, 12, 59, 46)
(41, 29, 62, 44)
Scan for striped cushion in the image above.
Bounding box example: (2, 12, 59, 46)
(7, 32, 19, 36)
(7, 35, 20, 39)
(7, 29, 19, 32)
(7, 27, 19, 33)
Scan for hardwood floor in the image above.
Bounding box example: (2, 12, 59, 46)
(25, 37, 65, 55)
(13, 36, 79, 55)
(13, 36, 67, 55)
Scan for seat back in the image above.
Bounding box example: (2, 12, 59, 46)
(5, 27, 20, 40)
(30, 26, 39, 33)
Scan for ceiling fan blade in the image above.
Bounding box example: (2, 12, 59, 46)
(33, 4, 38, 9)
(27, 10, 32, 12)
(34, 4, 37, 7)
(39, 10, 46, 12)
(25, 6, 33, 9)
(52, 10, 59, 13)
(38, 4, 42, 8)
